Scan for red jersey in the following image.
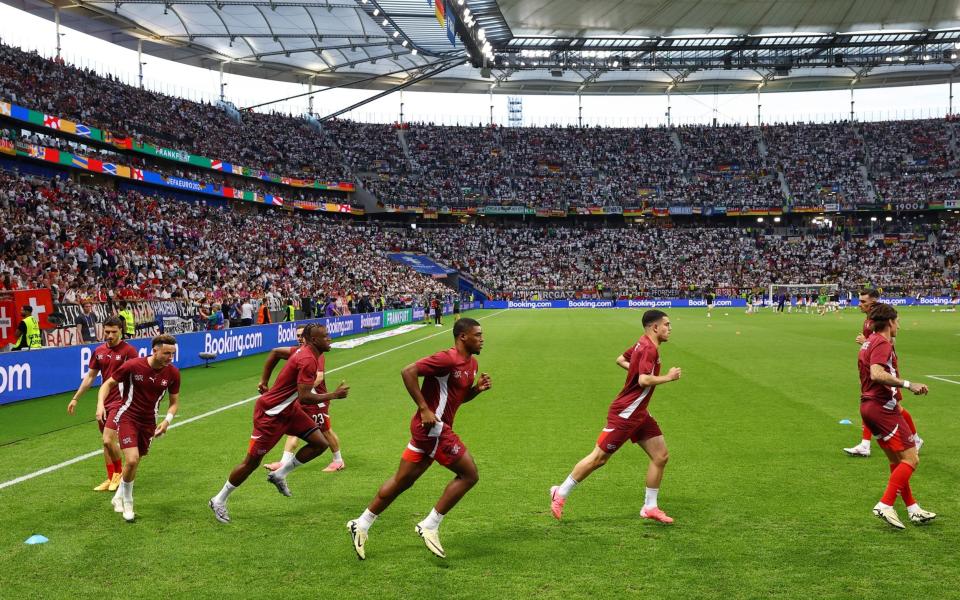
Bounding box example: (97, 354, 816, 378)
(90, 341, 139, 408)
(282, 344, 327, 401)
(410, 348, 478, 436)
(862, 317, 873, 340)
(112, 357, 181, 423)
(858, 333, 901, 411)
(258, 346, 319, 416)
(609, 336, 661, 421)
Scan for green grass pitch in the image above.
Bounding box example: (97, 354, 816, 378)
(0, 307, 958, 599)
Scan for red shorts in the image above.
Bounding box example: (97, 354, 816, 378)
(861, 401, 915, 452)
(401, 426, 466, 467)
(597, 414, 663, 455)
(301, 402, 331, 433)
(99, 405, 120, 434)
(248, 402, 320, 457)
(117, 418, 155, 457)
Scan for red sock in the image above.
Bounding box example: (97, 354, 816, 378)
(881, 462, 915, 506)
(900, 408, 917, 435)
(106, 461, 114, 479)
(861, 423, 872, 442)
(887, 463, 917, 506)
(112, 460, 123, 475)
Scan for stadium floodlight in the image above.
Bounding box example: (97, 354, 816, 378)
(870, 216, 878, 222)
(885, 216, 893, 222)
(478, 28, 486, 42)
(402, 40, 409, 47)
(382, 18, 389, 26)
(373, 8, 379, 15)
(774, 216, 781, 223)
(756, 217, 764, 223)
(393, 32, 400, 38)
(412, 49, 418, 55)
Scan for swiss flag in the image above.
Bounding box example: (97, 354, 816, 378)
(0, 300, 16, 345)
(12, 288, 55, 329)
(43, 115, 61, 129)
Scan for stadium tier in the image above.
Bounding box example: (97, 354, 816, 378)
(5, 41, 960, 212)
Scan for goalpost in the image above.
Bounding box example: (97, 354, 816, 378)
(768, 283, 839, 306)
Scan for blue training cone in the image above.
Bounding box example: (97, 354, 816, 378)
(838, 419, 852, 425)
(24, 534, 48, 545)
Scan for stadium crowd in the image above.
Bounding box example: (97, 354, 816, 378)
(0, 42, 351, 182)
(6, 127, 349, 205)
(5, 41, 960, 212)
(390, 221, 959, 298)
(0, 171, 447, 311)
(764, 122, 872, 205)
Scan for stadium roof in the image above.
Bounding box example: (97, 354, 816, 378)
(11, 0, 960, 98)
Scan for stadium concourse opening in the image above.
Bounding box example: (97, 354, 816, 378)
(0, 0, 959, 596)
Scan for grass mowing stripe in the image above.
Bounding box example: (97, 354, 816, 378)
(0, 310, 506, 491)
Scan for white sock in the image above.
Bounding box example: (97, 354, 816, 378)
(557, 475, 578, 499)
(357, 509, 378, 532)
(274, 457, 302, 478)
(644, 487, 659, 509)
(281, 451, 295, 464)
(113, 485, 123, 501)
(907, 503, 920, 514)
(213, 481, 236, 504)
(331, 450, 342, 462)
(859, 440, 871, 449)
(121, 480, 134, 503)
(419, 508, 444, 530)
(874, 501, 892, 510)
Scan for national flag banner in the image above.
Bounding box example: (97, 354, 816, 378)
(59, 119, 77, 135)
(0, 101, 10, 117)
(87, 158, 103, 173)
(43, 114, 61, 130)
(446, 0, 456, 45)
(42, 147, 60, 163)
(434, 0, 445, 27)
(211, 160, 223, 171)
(0, 299, 16, 345)
(75, 123, 92, 138)
(271, 196, 284, 207)
(0, 139, 13, 155)
(11, 104, 31, 122)
(116, 165, 130, 178)
(13, 288, 55, 329)
(132, 168, 144, 181)
(102, 163, 118, 176)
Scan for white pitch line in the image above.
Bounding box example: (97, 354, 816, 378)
(926, 375, 960, 385)
(0, 310, 506, 491)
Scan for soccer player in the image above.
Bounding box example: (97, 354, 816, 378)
(97, 335, 180, 522)
(346, 318, 491, 560)
(259, 325, 345, 472)
(844, 289, 922, 457)
(857, 303, 935, 529)
(549, 310, 681, 524)
(67, 316, 139, 492)
(705, 291, 715, 318)
(209, 324, 348, 524)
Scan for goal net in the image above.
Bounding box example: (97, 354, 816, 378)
(768, 283, 839, 305)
